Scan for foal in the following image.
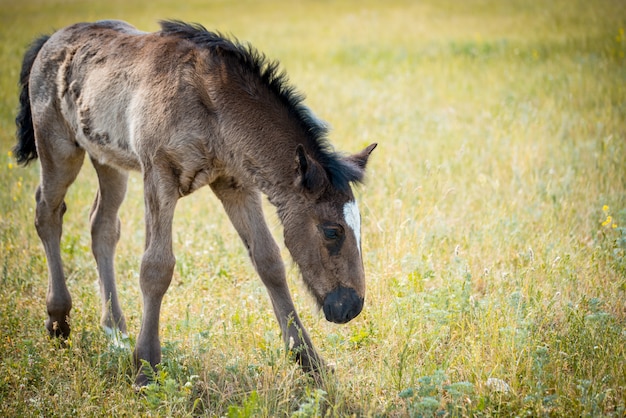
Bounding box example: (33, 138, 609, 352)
(14, 20, 376, 385)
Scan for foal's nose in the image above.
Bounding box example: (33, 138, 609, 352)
(323, 286, 364, 324)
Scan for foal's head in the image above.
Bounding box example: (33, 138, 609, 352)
(284, 143, 376, 324)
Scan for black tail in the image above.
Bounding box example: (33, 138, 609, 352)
(14, 35, 50, 166)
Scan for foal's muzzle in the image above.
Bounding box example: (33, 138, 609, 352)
(323, 286, 364, 324)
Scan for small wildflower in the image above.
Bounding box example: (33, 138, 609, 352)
(602, 215, 613, 227)
(486, 378, 511, 393)
(7, 150, 13, 158)
(8, 162, 13, 170)
(613, 223, 618, 229)
(603, 205, 609, 213)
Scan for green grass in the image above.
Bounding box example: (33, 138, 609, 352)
(1, 0, 626, 416)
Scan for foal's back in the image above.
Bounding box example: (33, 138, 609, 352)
(31, 20, 214, 173)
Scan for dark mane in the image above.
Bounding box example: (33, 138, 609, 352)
(159, 20, 363, 192)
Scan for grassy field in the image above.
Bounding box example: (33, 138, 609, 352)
(1, 0, 625, 416)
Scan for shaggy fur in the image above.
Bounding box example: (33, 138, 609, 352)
(15, 19, 376, 386)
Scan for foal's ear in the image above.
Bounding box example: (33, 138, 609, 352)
(295, 144, 328, 194)
(346, 143, 377, 170)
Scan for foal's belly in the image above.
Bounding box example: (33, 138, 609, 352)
(78, 137, 142, 172)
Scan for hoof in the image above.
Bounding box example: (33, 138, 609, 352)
(134, 367, 154, 389)
(133, 355, 157, 388)
(45, 317, 70, 339)
(133, 376, 149, 391)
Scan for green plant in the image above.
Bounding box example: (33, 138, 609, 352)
(399, 370, 475, 417)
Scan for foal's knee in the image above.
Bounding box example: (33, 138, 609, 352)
(46, 295, 72, 338)
(139, 250, 176, 298)
(90, 216, 121, 256)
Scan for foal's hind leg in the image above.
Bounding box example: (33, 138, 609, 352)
(89, 158, 129, 337)
(210, 180, 326, 375)
(34, 141, 85, 338)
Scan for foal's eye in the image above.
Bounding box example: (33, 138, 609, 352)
(320, 223, 344, 240)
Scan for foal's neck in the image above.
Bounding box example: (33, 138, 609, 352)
(216, 81, 316, 212)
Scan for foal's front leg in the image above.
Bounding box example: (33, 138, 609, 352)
(211, 181, 326, 375)
(133, 166, 178, 386)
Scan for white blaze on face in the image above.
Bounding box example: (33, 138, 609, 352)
(343, 200, 361, 255)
